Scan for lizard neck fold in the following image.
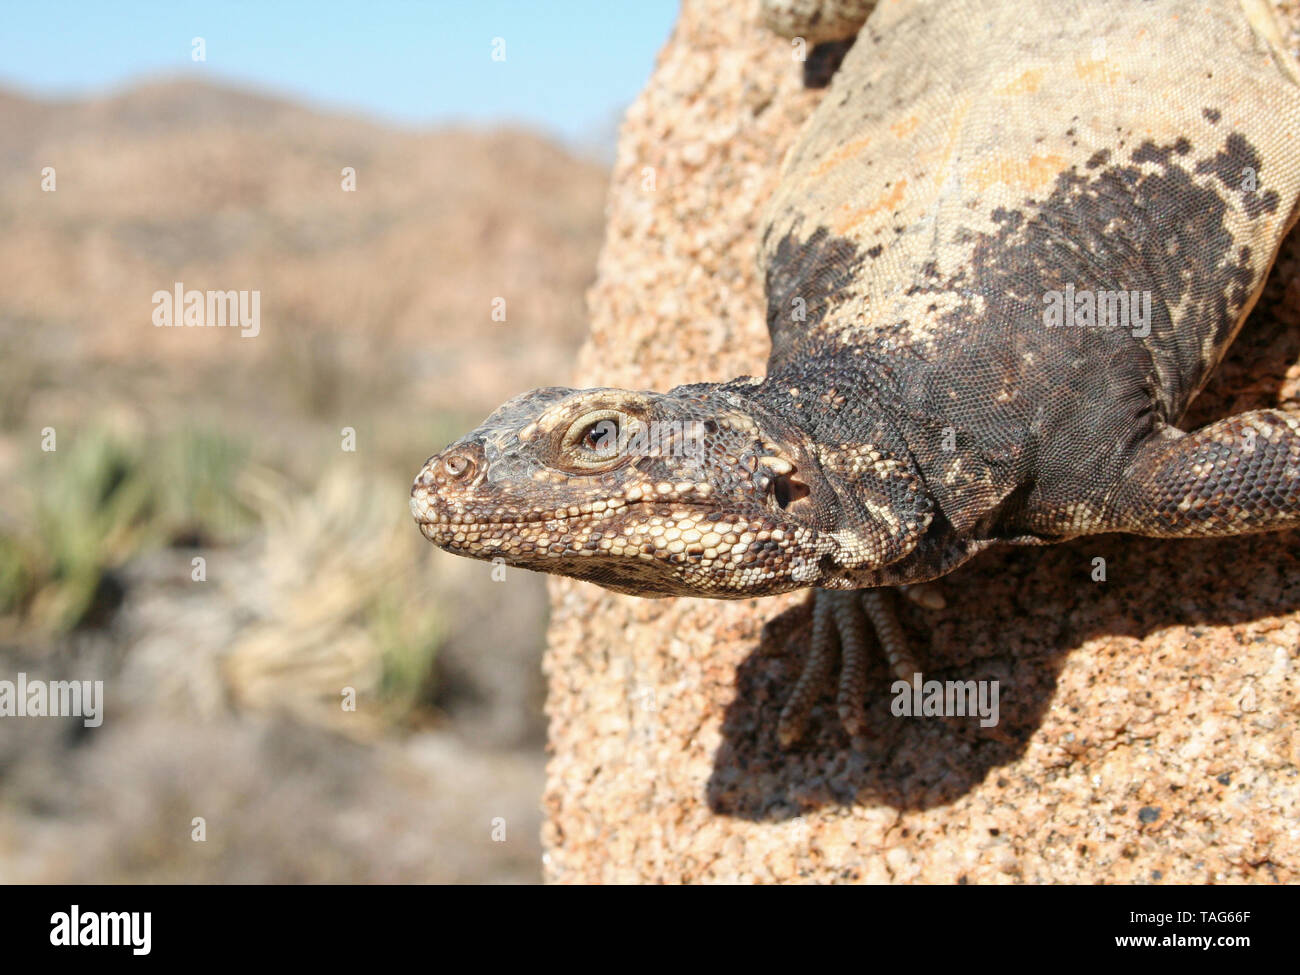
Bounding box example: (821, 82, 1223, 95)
(728, 366, 938, 582)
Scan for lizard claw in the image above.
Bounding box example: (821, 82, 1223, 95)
(901, 582, 946, 611)
(776, 588, 922, 749)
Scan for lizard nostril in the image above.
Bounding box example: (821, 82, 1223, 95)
(442, 453, 475, 480)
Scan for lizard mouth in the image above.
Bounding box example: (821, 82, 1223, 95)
(409, 489, 797, 570)
(409, 494, 731, 537)
(409, 463, 751, 535)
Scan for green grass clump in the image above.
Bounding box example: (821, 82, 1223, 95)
(370, 585, 444, 721)
(0, 427, 255, 632)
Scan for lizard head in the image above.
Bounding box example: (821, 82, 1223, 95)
(411, 381, 932, 597)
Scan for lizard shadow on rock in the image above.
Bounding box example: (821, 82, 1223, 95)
(707, 528, 1300, 821)
(706, 238, 1300, 822)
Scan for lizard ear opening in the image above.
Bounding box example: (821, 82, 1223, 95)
(772, 472, 811, 511)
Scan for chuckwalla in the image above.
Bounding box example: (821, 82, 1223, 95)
(412, 0, 1300, 746)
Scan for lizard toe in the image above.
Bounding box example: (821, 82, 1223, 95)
(776, 588, 924, 749)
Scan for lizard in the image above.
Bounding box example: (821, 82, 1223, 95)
(411, 0, 1300, 748)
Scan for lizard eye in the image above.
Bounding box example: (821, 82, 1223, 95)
(558, 410, 634, 472)
(582, 419, 618, 453)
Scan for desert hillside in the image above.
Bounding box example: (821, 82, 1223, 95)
(0, 78, 605, 424)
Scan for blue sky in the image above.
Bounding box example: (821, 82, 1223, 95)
(0, 1, 679, 149)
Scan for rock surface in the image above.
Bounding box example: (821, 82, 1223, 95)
(542, 0, 1300, 883)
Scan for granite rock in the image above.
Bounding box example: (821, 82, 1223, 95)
(542, 0, 1300, 884)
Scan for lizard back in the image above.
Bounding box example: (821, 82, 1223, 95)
(762, 0, 1300, 425)
(758, 0, 1300, 537)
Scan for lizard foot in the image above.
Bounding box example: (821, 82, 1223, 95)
(776, 587, 923, 749)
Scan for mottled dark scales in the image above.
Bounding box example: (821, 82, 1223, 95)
(413, 0, 1300, 748)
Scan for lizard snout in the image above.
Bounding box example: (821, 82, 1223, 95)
(410, 442, 488, 522)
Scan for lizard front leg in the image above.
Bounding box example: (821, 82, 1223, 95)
(777, 587, 922, 747)
(759, 0, 877, 44)
(1106, 411, 1300, 536)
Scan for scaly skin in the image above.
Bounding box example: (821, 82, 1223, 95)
(413, 0, 1300, 747)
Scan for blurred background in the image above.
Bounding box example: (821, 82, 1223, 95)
(0, 0, 676, 882)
